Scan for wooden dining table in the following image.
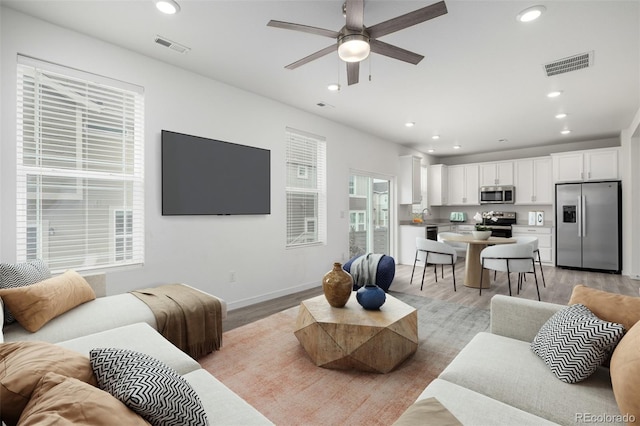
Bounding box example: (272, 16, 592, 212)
(441, 235, 516, 289)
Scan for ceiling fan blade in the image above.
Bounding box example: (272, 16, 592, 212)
(368, 1, 448, 39)
(345, 0, 365, 31)
(370, 39, 424, 65)
(285, 44, 337, 70)
(347, 62, 360, 85)
(267, 20, 340, 39)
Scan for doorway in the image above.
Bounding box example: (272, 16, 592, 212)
(349, 173, 392, 258)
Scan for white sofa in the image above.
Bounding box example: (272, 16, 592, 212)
(411, 295, 622, 426)
(1, 273, 273, 425)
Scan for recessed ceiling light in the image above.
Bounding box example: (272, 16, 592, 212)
(555, 113, 567, 119)
(561, 129, 571, 135)
(327, 83, 340, 91)
(453, 145, 461, 150)
(155, 0, 181, 14)
(405, 122, 415, 128)
(427, 149, 435, 153)
(432, 135, 440, 140)
(547, 91, 563, 98)
(517, 5, 546, 22)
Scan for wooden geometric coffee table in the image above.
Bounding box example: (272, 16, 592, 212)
(294, 292, 418, 373)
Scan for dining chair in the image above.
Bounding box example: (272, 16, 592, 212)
(479, 243, 541, 301)
(513, 236, 546, 288)
(437, 232, 467, 258)
(433, 232, 467, 279)
(410, 237, 457, 291)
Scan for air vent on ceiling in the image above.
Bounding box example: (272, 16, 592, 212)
(154, 36, 190, 54)
(543, 51, 593, 77)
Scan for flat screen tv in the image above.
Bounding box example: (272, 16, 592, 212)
(162, 130, 270, 215)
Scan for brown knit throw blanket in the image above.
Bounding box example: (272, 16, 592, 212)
(131, 283, 222, 359)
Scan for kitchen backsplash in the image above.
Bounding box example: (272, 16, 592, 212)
(403, 202, 553, 225)
(437, 205, 554, 225)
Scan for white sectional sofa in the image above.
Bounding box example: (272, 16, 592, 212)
(1, 273, 273, 425)
(411, 295, 623, 426)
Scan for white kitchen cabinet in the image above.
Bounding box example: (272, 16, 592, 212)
(428, 164, 448, 206)
(455, 224, 475, 235)
(399, 155, 422, 204)
(447, 164, 479, 206)
(437, 225, 452, 234)
(479, 161, 514, 186)
(551, 148, 619, 182)
(515, 157, 553, 205)
(584, 149, 619, 181)
(512, 226, 553, 265)
(399, 225, 425, 265)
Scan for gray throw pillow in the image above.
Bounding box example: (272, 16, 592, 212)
(0, 259, 51, 324)
(531, 304, 624, 383)
(90, 348, 208, 426)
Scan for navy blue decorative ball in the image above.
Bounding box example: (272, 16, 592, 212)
(356, 285, 386, 310)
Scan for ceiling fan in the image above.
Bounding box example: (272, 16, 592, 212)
(267, 0, 448, 86)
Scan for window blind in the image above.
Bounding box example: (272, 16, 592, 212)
(16, 56, 145, 272)
(285, 128, 326, 247)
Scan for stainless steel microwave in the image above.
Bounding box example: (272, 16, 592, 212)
(480, 186, 515, 204)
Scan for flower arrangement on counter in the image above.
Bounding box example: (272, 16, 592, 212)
(473, 211, 498, 231)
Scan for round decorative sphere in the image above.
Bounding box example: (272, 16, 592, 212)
(356, 285, 386, 310)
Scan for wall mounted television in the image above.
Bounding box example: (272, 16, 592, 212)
(161, 130, 270, 215)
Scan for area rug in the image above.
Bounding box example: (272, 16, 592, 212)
(199, 293, 489, 426)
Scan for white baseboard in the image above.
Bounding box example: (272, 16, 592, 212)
(226, 280, 321, 311)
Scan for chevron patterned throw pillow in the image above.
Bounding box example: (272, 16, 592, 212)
(531, 304, 625, 383)
(89, 348, 208, 426)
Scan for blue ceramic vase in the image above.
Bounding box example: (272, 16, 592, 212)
(356, 284, 386, 310)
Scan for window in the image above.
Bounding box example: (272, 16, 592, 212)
(16, 56, 144, 272)
(285, 128, 326, 247)
(113, 209, 133, 262)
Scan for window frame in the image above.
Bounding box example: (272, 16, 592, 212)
(15, 55, 145, 273)
(285, 128, 327, 248)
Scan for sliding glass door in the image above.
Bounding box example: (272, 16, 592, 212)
(349, 173, 391, 258)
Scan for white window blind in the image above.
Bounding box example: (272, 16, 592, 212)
(16, 56, 145, 272)
(285, 128, 326, 247)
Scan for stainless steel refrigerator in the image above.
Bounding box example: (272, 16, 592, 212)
(555, 181, 621, 273)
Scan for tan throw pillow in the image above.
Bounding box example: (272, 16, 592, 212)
(610, 321, 640, 423)
(18, 372, 150, 426)
(568, 285, 640, 332)
(0, 341, 98, 426)
(0, 269, 95, 332)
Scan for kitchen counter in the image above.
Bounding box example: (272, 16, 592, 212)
(513, 221, 554, 227)
(400, 219, 472, 227)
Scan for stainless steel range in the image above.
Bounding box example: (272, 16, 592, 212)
(478, 211, 516, 238)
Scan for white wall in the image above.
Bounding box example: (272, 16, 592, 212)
(0, 8, 424, 309)
(620, 107, 640, 278)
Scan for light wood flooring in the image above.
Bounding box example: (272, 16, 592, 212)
(224, 261, 639, 331)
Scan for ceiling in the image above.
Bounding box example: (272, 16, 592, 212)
(2, 0, 639, 157)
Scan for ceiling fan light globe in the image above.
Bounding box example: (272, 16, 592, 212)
(338, 35, 370, 62)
